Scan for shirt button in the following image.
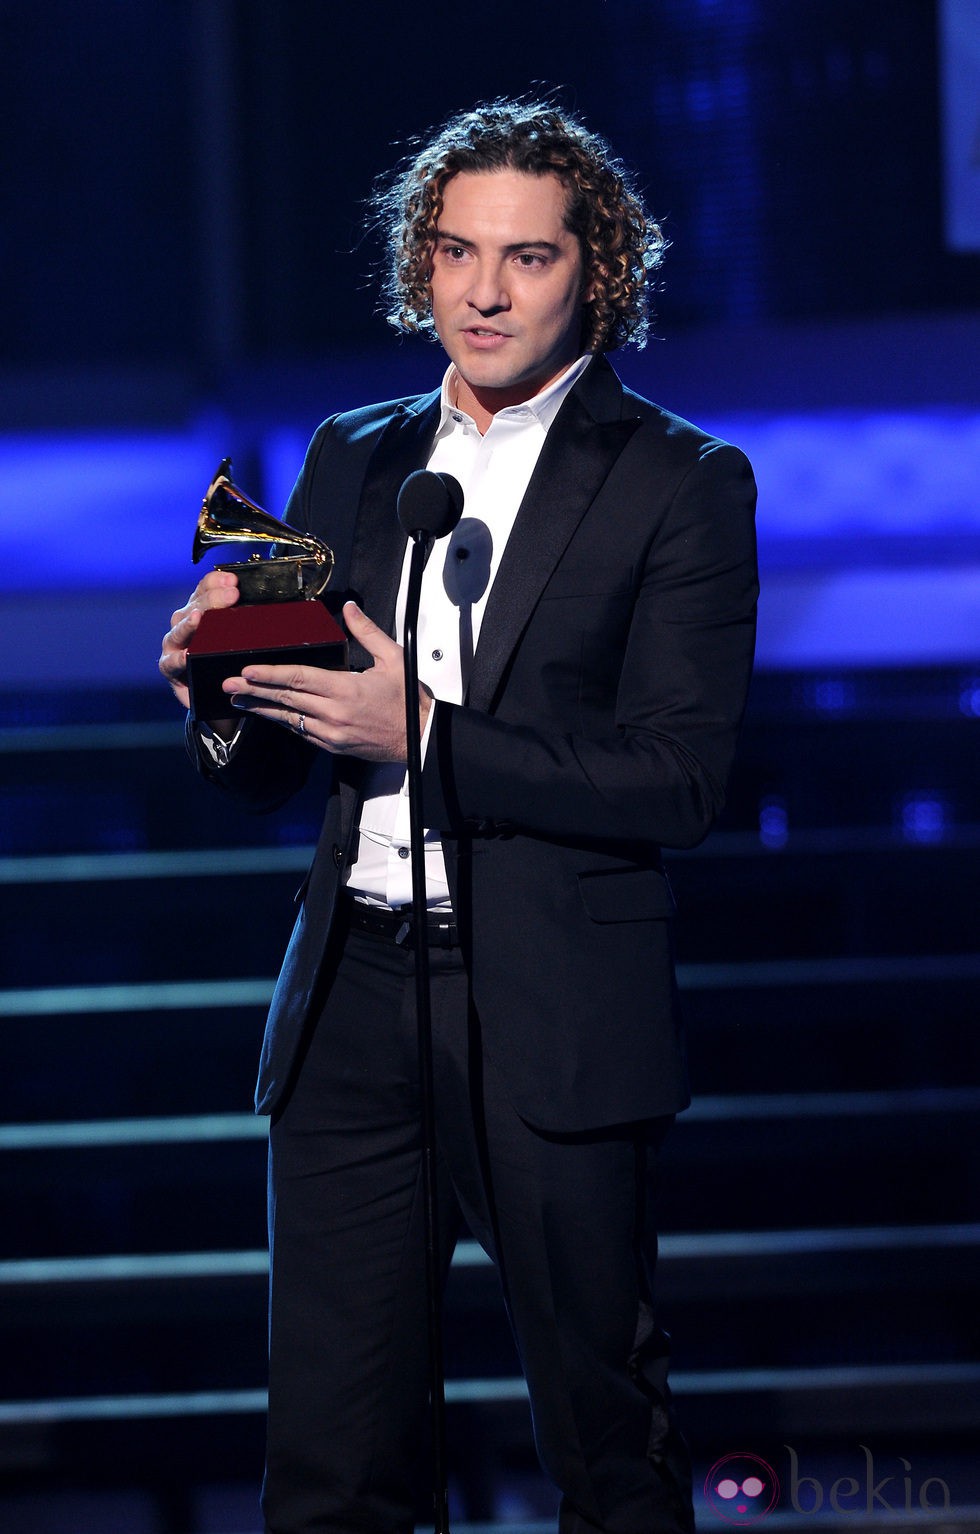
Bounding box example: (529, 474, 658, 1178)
(397, 846, 410, 859)
(431, 648, 443, 661)
(451, 412, 464, 423)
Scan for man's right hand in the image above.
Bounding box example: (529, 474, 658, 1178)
(159, 569, 240, 732)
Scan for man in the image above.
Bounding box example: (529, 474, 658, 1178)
(160, 98, 758, 1534)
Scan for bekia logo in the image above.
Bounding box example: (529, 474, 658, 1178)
(704, 1445, 953, 1522)
(704, 1452, 780, 1525)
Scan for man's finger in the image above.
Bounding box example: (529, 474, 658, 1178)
(343, 601, 399, 661)
(236, 664, 323, 693)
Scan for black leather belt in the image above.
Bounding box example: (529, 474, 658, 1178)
(345, 895, 459, 948)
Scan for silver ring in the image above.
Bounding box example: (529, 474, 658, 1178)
(297, 712, 306, 734)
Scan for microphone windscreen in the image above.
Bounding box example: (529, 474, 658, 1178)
(396, 470, 465, 539)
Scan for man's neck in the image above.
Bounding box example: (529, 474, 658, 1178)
(450, 356, 589, 436)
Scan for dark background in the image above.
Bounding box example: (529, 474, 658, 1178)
(3, 0, 975, 381)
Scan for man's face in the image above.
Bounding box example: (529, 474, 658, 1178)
(428, 168, 592, 427)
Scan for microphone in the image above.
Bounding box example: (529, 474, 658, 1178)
(397, 470, 464, 540)
(395, 463, 464, 1530)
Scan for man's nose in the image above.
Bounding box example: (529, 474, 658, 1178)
(466, 263, 509, 314)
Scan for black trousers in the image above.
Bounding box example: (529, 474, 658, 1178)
(262, 913, 693, 1534)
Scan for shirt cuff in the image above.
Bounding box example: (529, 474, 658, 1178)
(197, 719, 246, 767)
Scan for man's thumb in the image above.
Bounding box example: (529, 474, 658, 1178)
(343, 601, 391, 658)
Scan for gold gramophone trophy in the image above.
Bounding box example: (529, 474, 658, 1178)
(185, 459, 348, 719)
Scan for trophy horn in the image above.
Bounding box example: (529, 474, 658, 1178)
(193, 459, 334, 603)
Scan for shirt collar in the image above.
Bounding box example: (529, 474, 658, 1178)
(437, 353, 592, 435)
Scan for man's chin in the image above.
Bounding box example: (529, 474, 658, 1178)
(454, 362, 549, 407)
(454, 359, 524, 391)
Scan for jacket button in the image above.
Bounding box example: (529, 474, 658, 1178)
(332, 844, 343, 868)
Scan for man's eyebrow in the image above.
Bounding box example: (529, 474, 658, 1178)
(435, 229, 563, 256)
(434, 230, 476, 248)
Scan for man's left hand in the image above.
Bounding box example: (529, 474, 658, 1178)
(221, 601, 431, 762)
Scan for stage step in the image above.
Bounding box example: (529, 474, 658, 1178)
(0, 668, 977, 1525)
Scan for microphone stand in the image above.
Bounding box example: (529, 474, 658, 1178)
(402, 528, 451, 1534)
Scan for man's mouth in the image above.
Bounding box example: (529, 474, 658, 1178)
(462, 326, 510, 346)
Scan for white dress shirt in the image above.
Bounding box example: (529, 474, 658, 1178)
(348, 354, 590, 909)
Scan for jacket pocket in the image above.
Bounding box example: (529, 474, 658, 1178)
(577, 866, 676, 923)
(539, 563, 633, 600)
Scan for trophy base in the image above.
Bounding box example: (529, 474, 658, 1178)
(186, 601, 348, 721)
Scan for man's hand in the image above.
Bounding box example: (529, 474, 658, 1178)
(221, 601, 432, 763)
(159, 570, 240, 730)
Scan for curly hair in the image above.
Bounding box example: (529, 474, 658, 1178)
(371, 96, 667, 352)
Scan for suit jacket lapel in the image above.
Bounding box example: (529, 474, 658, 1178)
(334, 388, 441, 839)
(347, 390, 442, 665)
(467, 357, 640, 713)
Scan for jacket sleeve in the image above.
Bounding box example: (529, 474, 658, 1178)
(421, 440, 758, 852)
(184, 712, 318, 814)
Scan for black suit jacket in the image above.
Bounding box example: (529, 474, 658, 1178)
(193, 355, 758, 1131)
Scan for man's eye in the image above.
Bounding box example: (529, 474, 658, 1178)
(515, 253, 545, 268)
